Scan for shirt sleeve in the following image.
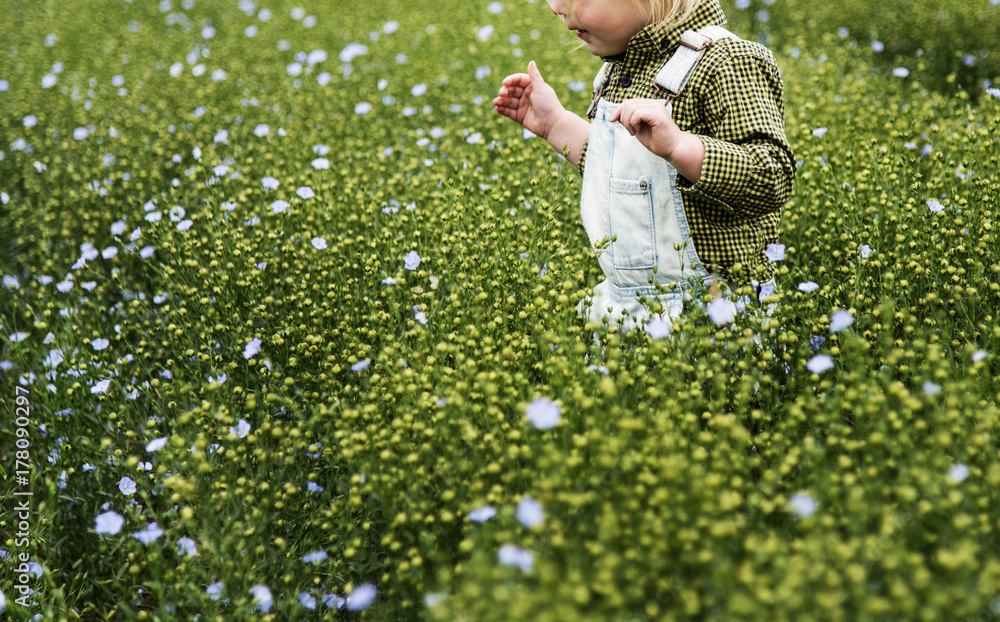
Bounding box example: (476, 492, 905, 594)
(680, 47, 795, 219)
(577, 138, 589, 176)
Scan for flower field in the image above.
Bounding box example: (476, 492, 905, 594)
(2, 0, 1000, 619)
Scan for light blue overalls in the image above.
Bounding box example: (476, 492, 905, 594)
(577, 26, 739, 333)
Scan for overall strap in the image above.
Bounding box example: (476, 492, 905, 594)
(654, 25, 737, 100)
(586, 62, 612, 119)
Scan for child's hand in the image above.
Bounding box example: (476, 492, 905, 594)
(493, 61, 566, 139)
(610, 98, 706, 182)
(608, 98, 683, 159)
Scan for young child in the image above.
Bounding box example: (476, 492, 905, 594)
(493, 0, 794, 332)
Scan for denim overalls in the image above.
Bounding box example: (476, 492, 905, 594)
(578, 26, 738, 332)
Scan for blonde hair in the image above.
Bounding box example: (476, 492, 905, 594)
(632, 0, 705, 26)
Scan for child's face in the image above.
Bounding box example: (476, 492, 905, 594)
(549, 0, 654, 57)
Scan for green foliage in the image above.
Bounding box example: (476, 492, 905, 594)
(1, 0, 999, 620)
(724, 0, 1000, 97)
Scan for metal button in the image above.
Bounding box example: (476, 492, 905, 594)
(639, 179, 648, 190)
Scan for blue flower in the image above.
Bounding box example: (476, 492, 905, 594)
(177, 537, 198, 556)
(468, 505, 496, 523)
(345, 584, 377, 611)
(829, 309, 853, 333)
(300, 592, 317, 610)
(244, 337, 262, 359)
(497, 544, 534, 572)
(526, 397, 560, 429)
(806, 354, 834, 374)
(707, 298, 738, 325)
(132, 522, 164, 544)
(119, 476, 137, 495)
(146, 437, 168, 452)
(404, 251, 421, 270)
(95, 510, 124, 535)
(788, 493, 817, 518)
(645, 316, 671, 339)
(252, 585, 273, 613)
(302, 550, 328, 564)
(516, 497, 544, 528)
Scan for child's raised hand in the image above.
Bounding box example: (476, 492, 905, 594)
(493, 61, 565, 139)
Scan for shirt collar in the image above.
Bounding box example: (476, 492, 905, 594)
(602, 0, 727, 66)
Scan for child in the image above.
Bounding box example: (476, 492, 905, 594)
(493, 0, 794, 331)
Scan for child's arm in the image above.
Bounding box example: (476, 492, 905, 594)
(493, 61, 590, 166)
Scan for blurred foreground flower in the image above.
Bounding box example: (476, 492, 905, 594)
(526, 397, 560, 429)
(516, 497, 544, 528)
(707, 298, 738, 325)
(252, 585, 273, 613)
(345, 584, 377, 611)
(789, 493, 817, 518)
(829, 310, 853, 333)
(468, 505, 496, 522)
(948, 463, 970, 483)
(498, 544, 534, 572)
(807, 354, 834, 374)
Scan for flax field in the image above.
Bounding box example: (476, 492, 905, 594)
(2, 0, 1000, 620)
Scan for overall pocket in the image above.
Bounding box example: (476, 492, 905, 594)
(608, 175, 657, 270)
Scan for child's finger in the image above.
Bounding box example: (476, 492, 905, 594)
(527, 60, 546, 84)
(501, 73, 531, 88)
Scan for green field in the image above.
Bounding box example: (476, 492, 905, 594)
(2, 0, 1000, 619)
